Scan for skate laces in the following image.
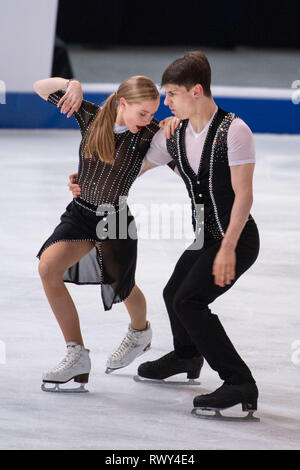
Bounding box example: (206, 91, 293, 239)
(110, 330, 137, 360)
(51, 345, 82, 373)
(110, 323, 150, 361)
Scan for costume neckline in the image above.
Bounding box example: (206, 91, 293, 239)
(114, 123, 128, 134)
(187, 107, 218, 138)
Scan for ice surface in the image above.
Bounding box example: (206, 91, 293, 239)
(0, 129, 299, 450)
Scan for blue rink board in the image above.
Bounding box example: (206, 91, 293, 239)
(0, 92, 299, 134)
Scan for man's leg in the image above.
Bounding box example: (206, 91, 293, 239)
(137, 247, 205, 381)
(163, 246, 210, 358)
(173, 222, 260, 384)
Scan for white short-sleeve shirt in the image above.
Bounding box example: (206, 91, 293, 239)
(145, 109, 256, 171)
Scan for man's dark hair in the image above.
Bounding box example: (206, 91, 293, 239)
(161, 51, 212, 97)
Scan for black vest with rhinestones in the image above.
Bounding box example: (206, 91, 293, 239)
(166, 107, 253, 240)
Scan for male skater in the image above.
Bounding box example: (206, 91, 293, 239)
(137, 51, 260, 419)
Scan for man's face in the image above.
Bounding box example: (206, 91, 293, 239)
(163, 84, 195, 119)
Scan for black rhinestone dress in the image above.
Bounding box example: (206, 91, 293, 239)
(37, 90, 159, 311)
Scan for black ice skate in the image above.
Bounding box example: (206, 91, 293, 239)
(191, 382, 260, 421)
(134, 351, 203, 385)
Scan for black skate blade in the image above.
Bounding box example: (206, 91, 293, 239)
(133, 375, 200, 386)
(41, 382, 89, 393)
(191, 407, 260, 422)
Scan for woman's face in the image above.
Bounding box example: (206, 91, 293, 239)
(117, 97, 160, 133)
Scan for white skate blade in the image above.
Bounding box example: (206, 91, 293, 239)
(105, 367, 122, 374)
(133, 375, 200, 386)
(41, 382, 89, 393)
(191, 407, 260, 422)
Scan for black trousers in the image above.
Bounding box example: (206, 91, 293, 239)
(163, 218, 260, 385)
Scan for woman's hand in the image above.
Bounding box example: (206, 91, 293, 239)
(58, 80, 83, 118)
(68, 173, 81, 198)
(212, 245, 236, 287)
(159, 117, 181, 139)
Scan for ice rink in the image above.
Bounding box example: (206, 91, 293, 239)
(0, 128, 299, 450)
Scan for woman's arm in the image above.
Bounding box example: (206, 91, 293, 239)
(33, 77, 69, 100)
(33, 78, 83, 118)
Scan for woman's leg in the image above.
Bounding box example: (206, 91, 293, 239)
(106, 284, 150, 372)
(38, 240, 95, 346)
(97, 238, 147, 330)
(123, 284, 147, 330)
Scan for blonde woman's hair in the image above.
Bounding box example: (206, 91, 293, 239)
(85, 75, 159, 164)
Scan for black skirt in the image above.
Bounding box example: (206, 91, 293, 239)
(36, 197, 137, 311)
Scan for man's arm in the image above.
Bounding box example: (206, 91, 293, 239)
(68, 173, 81, 198)
(138, 159, 159, 177)
(167, 160, 180, 176)
(221, 119, 256, 249)
(139, 127, 181, 176)
(212, 162, 255, 287)
(221, 163, 255, 250)
(212, 118, 256, 287)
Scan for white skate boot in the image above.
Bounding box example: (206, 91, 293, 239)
(105, 322, 152, 374)
(41, 342, 91, 393)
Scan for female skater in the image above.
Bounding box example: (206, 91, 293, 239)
(34, 76, 161, 391)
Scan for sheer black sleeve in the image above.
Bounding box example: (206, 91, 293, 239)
(47, 90, 100, 135)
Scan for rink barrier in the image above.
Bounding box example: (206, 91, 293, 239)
(0, 84, 299, 133)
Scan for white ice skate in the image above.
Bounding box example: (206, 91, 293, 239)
(105, 322, 152, 374)
(41, 342, 91, 393)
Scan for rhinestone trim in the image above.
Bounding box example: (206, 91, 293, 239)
(208, 113, 236, 237)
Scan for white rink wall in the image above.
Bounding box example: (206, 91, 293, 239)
(0, 0, 57, 92)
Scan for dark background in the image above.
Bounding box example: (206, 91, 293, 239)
(56, 0, 300, 49)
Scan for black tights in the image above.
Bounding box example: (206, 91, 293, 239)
(163, 219, 260, 385)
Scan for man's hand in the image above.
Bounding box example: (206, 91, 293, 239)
(159, 116, 181, 139)
(212, 245, 236, 288)
(68, 173, 81, 198)
(58, 80, 83, 118)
